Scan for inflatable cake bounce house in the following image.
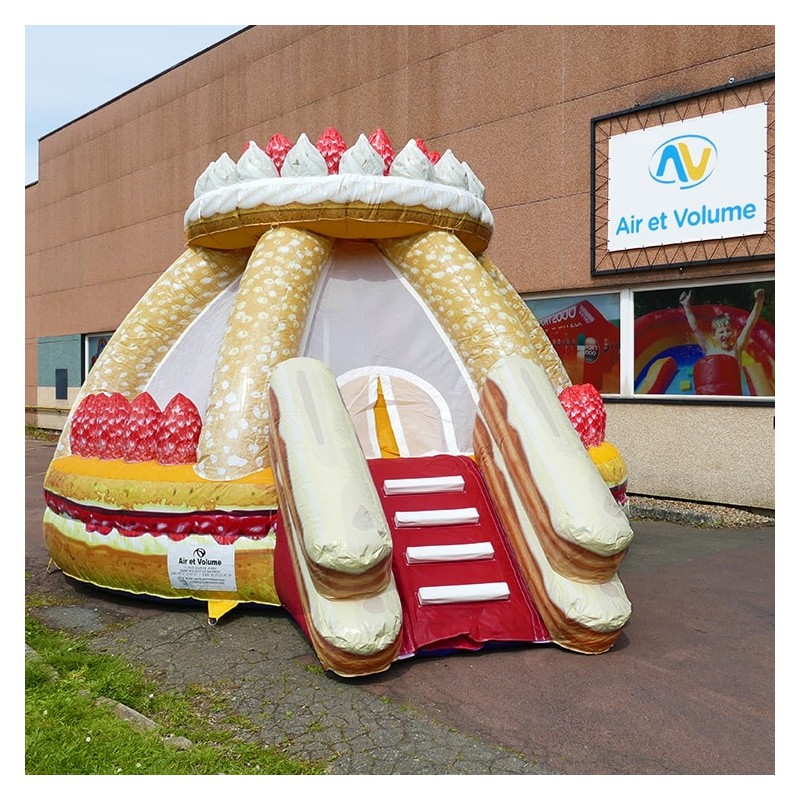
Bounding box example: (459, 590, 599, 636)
(43, 128, 634, 677)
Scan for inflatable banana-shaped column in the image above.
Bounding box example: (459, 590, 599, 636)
(195, 227, 333, 481)
(379, 230, 537, 389)
(474, 355, 633, 654)
(478, 252, 571, 395)
(54, 246, 251, 458)
(268, 357, 402, 677)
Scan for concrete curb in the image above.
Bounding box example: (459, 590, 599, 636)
(628, 500, 721, 528)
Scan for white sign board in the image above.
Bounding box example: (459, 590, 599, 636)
(607, 103, 767, 251)
(168, 538, 237, 591)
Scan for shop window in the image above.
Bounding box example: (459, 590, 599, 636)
(525, 293, 621, 395)
(84, 332, 114, 380)
(526, 278, 774, 401)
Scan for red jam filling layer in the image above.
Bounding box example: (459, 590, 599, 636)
(45, 490, 278, 545)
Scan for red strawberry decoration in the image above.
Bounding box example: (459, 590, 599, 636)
(123, 392, 162, 462)
(266, 133, 294, 174)
(70, 393, 102, 457)
(69, 390, 202, 464)
(95, 392, 132, 459)
(415, 137, 441, 165)
(316, 127, 347, 174)
(156, 393, 202, 465)
(368, 128, 395, 174)
(558, 384, 606, 448)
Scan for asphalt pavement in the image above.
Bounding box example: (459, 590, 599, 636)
(25, 438, 776, 776)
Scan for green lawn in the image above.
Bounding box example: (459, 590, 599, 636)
(25, 615, 325, 775)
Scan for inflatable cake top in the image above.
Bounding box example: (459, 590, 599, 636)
(184, 127, 494, 253)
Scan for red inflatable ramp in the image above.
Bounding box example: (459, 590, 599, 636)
(368, 454, 551, 658)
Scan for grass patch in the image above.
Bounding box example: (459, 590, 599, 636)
(25, 616, 325, 775)
(26, 592, 83, 609)
(26, 425, 60, 442)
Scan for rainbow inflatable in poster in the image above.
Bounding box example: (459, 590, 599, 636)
(43, 128, 634, 677)
(634, 302, 774, 396)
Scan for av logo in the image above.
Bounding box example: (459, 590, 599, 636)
(648, 134, 717, 189)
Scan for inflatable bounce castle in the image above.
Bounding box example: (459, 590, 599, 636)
(42, 128, 634, 677)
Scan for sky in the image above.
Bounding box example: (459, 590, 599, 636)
(25, 25, 248, 185)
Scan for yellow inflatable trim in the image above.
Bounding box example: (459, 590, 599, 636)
(49, 455, 274, 484)
(185, 203, 492, 255)
(588, 442, 628, 488)
(374, 377, 401, 459)
(208, 599, 240, 623)
(45, 456, 278, 512)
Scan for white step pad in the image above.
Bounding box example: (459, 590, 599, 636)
(405, 542, 495, 564)
(383, 475, 465, 495)
(417, 582, 510, 605)
(394, 507, 479, 527)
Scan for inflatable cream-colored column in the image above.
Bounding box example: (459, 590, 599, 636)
(478, 252, 571, 394)
(195, 226, 333, 481)
(54, 246, 251, 458)
(474, 354, 633, 653)
(380, 230, 538, 389)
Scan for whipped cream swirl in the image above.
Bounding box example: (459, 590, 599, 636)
(186, 133, 493, 230)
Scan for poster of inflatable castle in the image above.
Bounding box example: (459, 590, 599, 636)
(42, 128, 635, 677)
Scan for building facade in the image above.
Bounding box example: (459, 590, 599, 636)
(25, 25, 775, 509)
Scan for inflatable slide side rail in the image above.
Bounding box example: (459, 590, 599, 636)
(473, 355, 634, 654)
(268, 357, 403, 677)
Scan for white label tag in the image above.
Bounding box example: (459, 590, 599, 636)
(167, 539, 237, 591)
